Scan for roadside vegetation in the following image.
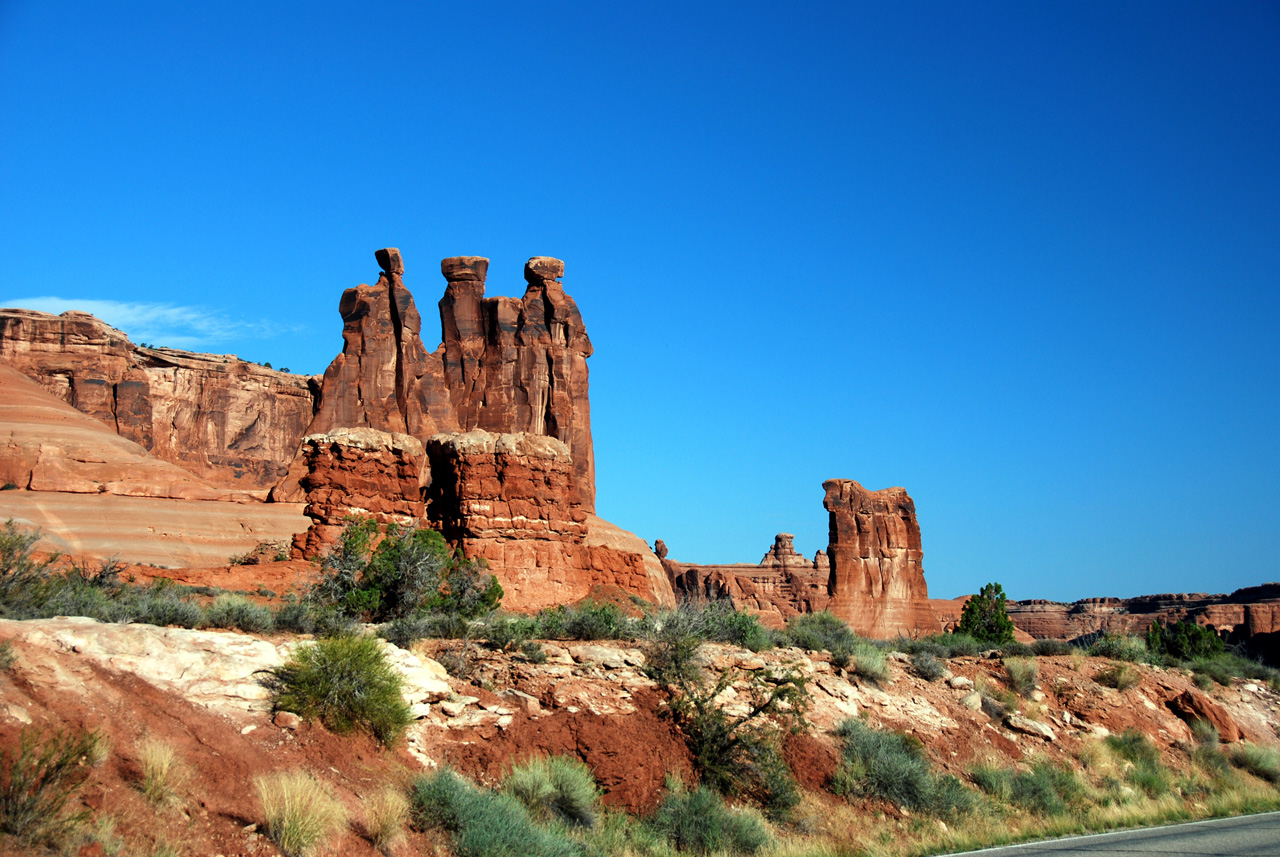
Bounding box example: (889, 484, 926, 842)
(6, 521, 1280, 856)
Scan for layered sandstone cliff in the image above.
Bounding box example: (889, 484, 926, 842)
(824, 479, 940, 638)
(298, 250, 595, 512)
(0, 308, 316, 491)
(666, 533, 832, 628)
(423, 430, 671, 611)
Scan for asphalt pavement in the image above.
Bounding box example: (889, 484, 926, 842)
(937, 811, 1280, 856)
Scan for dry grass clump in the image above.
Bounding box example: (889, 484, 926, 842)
(1095, 662, 1140, 691)
(1003, 657, 1039, 696)
(362, 786, 408, 853)
(139, 739, 182, 806)
(255, 770, 349, 857)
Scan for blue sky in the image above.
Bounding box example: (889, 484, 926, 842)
(2, 2, 1277, 601)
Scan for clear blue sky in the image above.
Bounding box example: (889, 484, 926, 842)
(2, 2, 1277, 601)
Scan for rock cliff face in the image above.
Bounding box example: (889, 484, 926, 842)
(823, 479, 939, 638)
(275, 427, 427, 557)
(666, 533, 832, 628)
(981, 585, 1280, 641)
(0, 308, 316, 492)
(423, 430, 670, 611)
(0, 364, 228, 500)
(300, 251, 596, 512)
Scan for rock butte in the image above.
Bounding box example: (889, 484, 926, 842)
(3, 248, 1278, 645)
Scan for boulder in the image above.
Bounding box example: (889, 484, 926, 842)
(1166, 689, 1242, 743)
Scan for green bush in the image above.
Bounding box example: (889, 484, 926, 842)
(642, 607, 806, 820)
(411, 769, 578, 857)
(956, 582, 1015, 645)
(833, 719, 975, 817)
(1088, 634, 1147, 663)
(1008, 761, 1083, 815)
(1228, 743, 1280, 784)
(0, 727, 101, 847)
(1031, 638, 1075, 656)
(969, 763, 1012, 801)
(502, 755, 600, 828)
(484, 614, 539, 652)
(698, 601, 775, 652)
(910, 653, 946, 682)
(560, 601, 629, 641)
(782, 611, 854, 653)
(380, 612, 470, 647)
(203, 594, 275, 633)
(309, 518, 502, 624)
(1146, 619, 1224, 661)
(1105, 730, 1169, 796)
(1003, 657, 1039, 696)
(261, 634, 411, 745)
(649, 780, 771, 855)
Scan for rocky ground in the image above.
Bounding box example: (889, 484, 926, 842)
(2, 609, 1278, 857)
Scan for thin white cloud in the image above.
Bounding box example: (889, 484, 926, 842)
(0, 297, 291, 350)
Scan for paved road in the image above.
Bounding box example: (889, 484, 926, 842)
(938, 812, 1280, 856)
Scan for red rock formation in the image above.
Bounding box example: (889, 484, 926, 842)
(990, 585, 1280, 642)
(823, 479, 939, 638)
(298, 250, 596, 512)
(1166, 690, 1241, 743)
(277, 428, 426, 557)
(438, 256, 595, 511)
(307, 248, 455, 441)
(0, 308, 315, 492)
(423, 430, 670, 611)
(0, 364, 230, 500)
(664, 534, 832, 628)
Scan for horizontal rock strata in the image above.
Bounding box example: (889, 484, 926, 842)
(424, 430, 671, 611)
(0, 308, 316, 491)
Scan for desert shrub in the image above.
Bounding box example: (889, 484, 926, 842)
(0, 641, 13, 672)
(698, 600, 775, 652)
(0, 727, 101, 847)
(1000, 641, 1035, 657)
(260, 633, 411, 745)
(483, 613, 539, 651)
(1088, 634, 1147, 663)
(935, 633, 981, 657)
(1191, 656, 1236, 687)
(139, 739, 181, 805)
(833, 719, 975, 817)
(782, 611, 855, 653)
(1095, 662, 1140, 691)
(1146, 619, 1224, 661)
(843, 639, 889, 684)
(560, 601, 629, 641)
(202, 594, 275, 633)
(502, 755, 600, 828)
(1228, 743, 1280, 784)
(411, 768, 578, 857)
(1190, 719, 1220, 746)
(911, 653, 946, 681)
(1031, 638, 1075, 656)
(435, 641, 479, 680)
(969, 763, 1013, 801)
(1008, 760, 1083, 814)
(255, 770, 349, 857)
(1105, 730, 1169, 796)
(0, 520, 57, 608)
(649, 780, 771, 855)
(956, 582, 1015, 645)
(1003, 657, 1039, 695)
(309, 517, 501, 624)
(520, 640, 548, 663)
(362, 786, 408, 852)
(643, 608, 806, 820)
(380, 612, 470, 647)
(894, 637, 946, 659)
